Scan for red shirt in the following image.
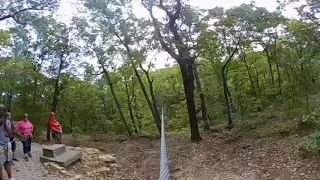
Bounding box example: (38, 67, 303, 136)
(49, 119, 62, 132)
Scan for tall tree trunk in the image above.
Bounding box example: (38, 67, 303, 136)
(193, 64, 210, 130)
(267, 57, 275, 86)
(179, 63, 202, 141)
(47, 59, 63, 141)
(301, 63, 309, 112)
(7, 91, 12, 111)
(124, 79, 139, 134)
(265, 50, 275, 86)
(235, 74, 244, 122)
(139, 63, 162, 134)
(132, 65, 161, 133)
(275, 61, 282, 96)
(133, 93, 142, 132)
(51, 60, 63, 113)
(32, 77, 38, 105)
(143, 0, 201, 141)
(241, 57, 256, 97)
(102, 67, 132, 137)
(221, 69, 233, 128)
(226, 85, 235, 113)
(255, 67, 262, 111)
(289, 65, 296, 102)
(111, 27, 161, 132)
(70, 105, 75, 133)
(85, 117, 89, 132)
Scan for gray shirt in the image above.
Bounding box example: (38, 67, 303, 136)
(0, 120, 11, 146)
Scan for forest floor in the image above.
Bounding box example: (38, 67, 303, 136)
(15, 95, 320, 180)
(63, 105, 320, 180)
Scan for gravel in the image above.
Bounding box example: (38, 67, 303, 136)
(2, 142, 64, 180)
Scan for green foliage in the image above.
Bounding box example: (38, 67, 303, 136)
(300, 131, 320, 155)
(168, 101, 189, 131)
(300, 109, 320, 129)
(1, 0, 320, 142)
(0, 30, 11, 46)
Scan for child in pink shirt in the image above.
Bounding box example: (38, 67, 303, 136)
(16, 113, 33, 161)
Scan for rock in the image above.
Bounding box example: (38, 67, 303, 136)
(69, 175, 82, 180)
(60, 169, 72, 177)
(99, 154, 116, 163)
(96, 166, 110, 173)
(44, 162, 65, 171)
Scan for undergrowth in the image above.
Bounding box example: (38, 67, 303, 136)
(299, 108, 320, 156)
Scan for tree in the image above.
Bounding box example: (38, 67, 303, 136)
(0, 0, 59, 24)
(81, 0, 163, 133)
(141, 0, 206, 141)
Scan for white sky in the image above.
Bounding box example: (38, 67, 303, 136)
(1, 0, 305, 70)
(56, 0, 304, 69)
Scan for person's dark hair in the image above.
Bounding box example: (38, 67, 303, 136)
(0, 108, 7, 119)
(4, 112, 10, 118)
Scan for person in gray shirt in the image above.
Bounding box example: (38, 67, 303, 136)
(0, 105, 15, 180)
(5, 112, 17, 162)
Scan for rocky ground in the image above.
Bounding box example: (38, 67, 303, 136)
(64, 110, 320, 180)
(4, 125, 320, 180)
(6, 104, 320, 179)
(2, 140, 119, 180)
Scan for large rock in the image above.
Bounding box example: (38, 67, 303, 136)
(40, 150, 82, 167)
(42, 144, 67, 157)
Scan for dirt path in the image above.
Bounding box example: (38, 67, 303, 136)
(7, 113, 320, 179)
(2, 142, 63, 180)
(66, 123, 320, 180)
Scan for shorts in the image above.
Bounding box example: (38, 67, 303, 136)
(0, 143, 12, 166)
(52, 131, 62, 140)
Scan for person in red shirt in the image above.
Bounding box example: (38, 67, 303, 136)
(49, 112, 62, 143)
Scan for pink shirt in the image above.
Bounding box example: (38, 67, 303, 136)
(17, 120, 33, 138)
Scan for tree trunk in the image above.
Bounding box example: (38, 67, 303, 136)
(7, 91, 12, 111)
(139, 63, 162, 134)
(85, 117, 89, 132)
(193, 64, 210, 130)
(47, 59, 63, 141)
(102, 67, 132, 137)
(221, 69, 233, 128)
(242, 58, 256, 97)
(70, 105, 75, 133)
(301, 63, 309, 112)
(235, 75, 244, 122)
(51, 61, 63, 113)
(124, 79, 139, 134)
(133, 94, 142, 132)
(32, 77, 38, 105)
(226, 85, 235, 113)
(112, 29, 161, 132)
(179, 63, 202, 141)
(275, 61, 282, 96)
(265, 51, 275, 86)
(132, 66, 161, 133)
(289, 65, 296, 102)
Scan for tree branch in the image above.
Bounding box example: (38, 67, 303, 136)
(222, 40, 240, 71)
(0, 7, 43, 22)
(91, 71, 104, 76)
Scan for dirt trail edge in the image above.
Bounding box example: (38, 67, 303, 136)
(6, 142, 63, 180)
(2, 140, 119, 180)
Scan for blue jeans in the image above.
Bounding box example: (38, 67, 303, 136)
(10, 137, 15, 152)
(22, 137, 32, 154)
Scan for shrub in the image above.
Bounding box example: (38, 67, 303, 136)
(299, 131, 320, 156)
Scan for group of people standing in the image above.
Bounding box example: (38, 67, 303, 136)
(0, 104, 63, 180)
